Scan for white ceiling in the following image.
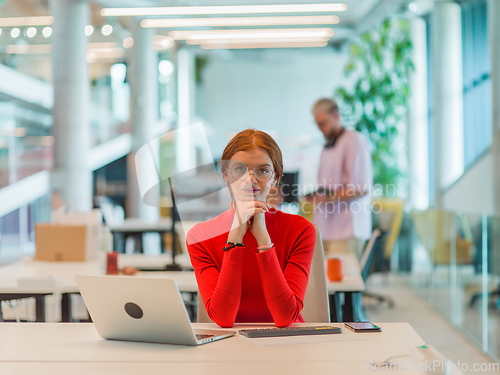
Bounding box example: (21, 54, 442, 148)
(137, 0, 381, 27)
(97, 0, 385, 28)
(0, 0, 412, 44)
(0, 0, 391, 27)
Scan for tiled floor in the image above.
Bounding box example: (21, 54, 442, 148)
(365, 273, 500, 375)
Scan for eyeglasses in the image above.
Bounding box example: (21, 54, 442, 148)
(228, 164, 275, 182)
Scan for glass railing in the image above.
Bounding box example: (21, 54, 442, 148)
(0, 81, 131, 190)
(0, 101, 52, 188)
(400, 208, 500, 363)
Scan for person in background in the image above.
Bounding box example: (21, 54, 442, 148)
(310, 98, 373, 258)
(187, 129, 315, 328)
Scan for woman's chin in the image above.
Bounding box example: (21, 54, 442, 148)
(233, 193, 254, 202)
(254, 195, 267, 202)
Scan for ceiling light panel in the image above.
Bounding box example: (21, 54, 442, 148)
(101, 3, 347, 17)
(169, 27, 334, 40)
(42, 27, 52, 38)
(5, 43, 122, 55)
(84, 25, 94, 36)
(26, 27, 37, 38)
(10, 28, 20, 38)
(101, 24, 113, 36)
(187, 36, 330, 45)
(5, 44, 52, 54)
(87, 42, 118, 49)
(200, 41, 328, 49)
(152, 35, 175, 50)
(0, 16, 53, 27)
(141, 15, 339, 28)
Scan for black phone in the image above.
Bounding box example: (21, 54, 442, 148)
(344, 322, 381, 332)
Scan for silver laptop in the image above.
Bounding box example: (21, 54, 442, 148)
(75, 275, 235, 345)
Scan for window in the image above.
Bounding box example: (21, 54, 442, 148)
(461, 0, 491, 168)
(425, 14, 435, 205)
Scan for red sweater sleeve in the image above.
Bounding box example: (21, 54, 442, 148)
(255, 223, 316, 327)
(187, 230, 243, 328)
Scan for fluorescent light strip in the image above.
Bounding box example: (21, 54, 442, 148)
(87, 48, 124, 54)
(187, 37, 330, 45)
(5, 43, 123, 55)
(152, 44, 175, 51)
(141, 15, 339, 28)
(169, 27, 334, 40)
(152, 37, 175, 50)
(0, 128, 26, 137)
(102, 3, 347, 17)
(86, 50, 124, 60)
(87, 42, 117, 49)
(200, 41, 328, 49)
(5, 44, 52, 54)
(0, 16, 53, 27)
(187, 31, 333, 41)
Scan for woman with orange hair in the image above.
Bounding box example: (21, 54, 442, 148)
(186, 129, 315, 328)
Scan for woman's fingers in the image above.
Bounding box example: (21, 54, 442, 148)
(236, 200, 268, 212)
(247, 201, 270, 212)
(255, 201, 270, 210)
(234, 200, 271, 225)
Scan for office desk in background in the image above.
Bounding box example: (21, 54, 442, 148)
(327, 252, 366, 322)
(0, 252, 364, 323)
(0, 256, 195, 322)
(0, 322, 426, 375)
(108, 218, 173, 253)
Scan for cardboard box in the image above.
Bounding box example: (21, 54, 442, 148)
(35, 223, 99, 262)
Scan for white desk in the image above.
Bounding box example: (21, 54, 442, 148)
(0, 362, 405, 375)
(327, 252, 364, 293)
(0, 322, 425, 375)
(108, 218, 173, 233)
(0, 253, 363, 322)
(326, 252, 365, 322)
(0, 257, 197, 322)
(119, 252, 193, 270)
(0, 256, 195, 294)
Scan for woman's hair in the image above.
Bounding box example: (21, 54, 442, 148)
(221, 129, 283, 183)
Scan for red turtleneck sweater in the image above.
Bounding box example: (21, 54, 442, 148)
(186, 207, 315, 328)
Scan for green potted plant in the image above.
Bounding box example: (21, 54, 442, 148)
(335, 18, 414, 195)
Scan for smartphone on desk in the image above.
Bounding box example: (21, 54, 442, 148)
(345, 322, 381, 332)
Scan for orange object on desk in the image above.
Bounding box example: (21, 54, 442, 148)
(326, 256, 344, 282)
(106, 252, 119, 275)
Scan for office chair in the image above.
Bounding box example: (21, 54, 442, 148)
(412, 209, 473, 266)
(301, 225, 330, 323)
(372, 198, 405, 267)
(360, 229, 394, 308)
(197, 287, 211, 324)
(197, 225, 330, 323)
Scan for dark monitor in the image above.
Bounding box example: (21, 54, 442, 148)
(280, 172, 299, 204)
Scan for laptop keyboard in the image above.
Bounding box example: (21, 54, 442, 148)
(196, 333, 216, 340)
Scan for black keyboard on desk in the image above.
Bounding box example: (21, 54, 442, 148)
(238, 326, 342, 338)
